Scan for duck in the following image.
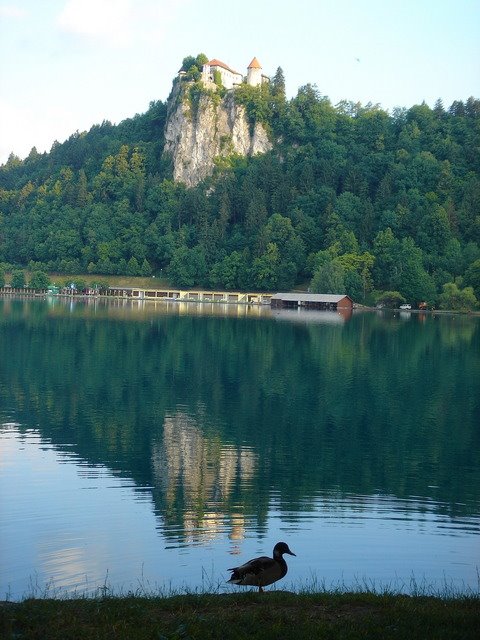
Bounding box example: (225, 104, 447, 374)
(227, 541, 296, 593)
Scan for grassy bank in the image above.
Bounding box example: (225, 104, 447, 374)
(1, 591, 479, 639)
(46, 273, 171, 289)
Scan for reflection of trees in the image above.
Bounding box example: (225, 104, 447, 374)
(0, 299, 479, 532)
(151, 411, 257, 542)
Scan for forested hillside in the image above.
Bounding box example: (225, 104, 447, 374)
(1, 58, 479, 308)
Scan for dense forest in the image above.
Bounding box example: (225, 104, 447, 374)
(1, 55, 479, 308)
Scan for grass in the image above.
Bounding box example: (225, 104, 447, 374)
(46, 273, 171, 289)
(1, 589, 479, 639)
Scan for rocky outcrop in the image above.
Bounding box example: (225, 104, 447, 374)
(163, 82, 272, 187)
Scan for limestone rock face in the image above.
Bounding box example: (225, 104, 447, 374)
(163, 84, 271, 187)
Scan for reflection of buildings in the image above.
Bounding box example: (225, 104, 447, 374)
(271, 293, 353, 312)
(151, 412, 257, 544)
(46, 297, 273, 320)
(272, 309, 352, 324)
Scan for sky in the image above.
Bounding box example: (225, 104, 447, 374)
(0, 0, 479, 164)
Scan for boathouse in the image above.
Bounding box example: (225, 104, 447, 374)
(270, 293, 354, 311)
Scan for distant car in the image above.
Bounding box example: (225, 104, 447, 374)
(399, 304, 412, 310)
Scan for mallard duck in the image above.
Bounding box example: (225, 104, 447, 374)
(227, 541, 296, 592)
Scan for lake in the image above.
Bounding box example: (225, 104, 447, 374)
(1, 297, 479, 600)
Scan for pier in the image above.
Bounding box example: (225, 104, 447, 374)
(1, 285, 273, 305)
(104, 287, 273, 305)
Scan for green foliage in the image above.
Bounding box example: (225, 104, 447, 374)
(185, 81, 221, 121)
(180, 53, 209, 82)
(167, 245, 207, 287)
(11, 269, 26, 288)
(438, 282, 478, 310)
(28, 270, 50, 290)
(69, 278, 87, 291)
(251, 242, 284, 290)
(140, 258, 152, 276)
(0, 265, 5, 288)
(311, 260, 345, 294)
(464, 259, 480, 298)
(336, 251, 375, 299)
(308, 248, 373, 300)
(196, 53, 209, 67)
(213, 69, 222, 87)
(210, 251, 248, 290)
(235, 83, 273, 132)
(89, 279, 110, 292)
(374, 290, 407, 308)
(126, 256, 141, 276)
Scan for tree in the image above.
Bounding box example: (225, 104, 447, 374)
(141, 258, 152, 276)
(0, 266, 5, 288)
(263, 213, 305, 269)
(245, 197, 267, 234)
(375, 291, 406, 308)
(167, 245, 207, 287)
(372, 228, 399, 289)
(70, 278, 87, 292)
(210, 251, 248, 290)
(195, 53, 209, 67)
(438, 282, 478, 311)
(90, 279, 110, 293)
(310, 260, 345, 294)
(344, 269, 364, 301)
(180, 53, 208, 81)
(29, 270, 50, 290)
(180, 56, 196, 72)
(464, 259, 480, 298)
(270, 67, 286, 131)
(126, 256, 141, 276)
(11, 269, 26, 288)
(271, 67, 286, 100)
(76, 169, 89, 207)
(336, 251, 375, 300)
(395, 237, 436, 304)
(251, 242, 282, 290)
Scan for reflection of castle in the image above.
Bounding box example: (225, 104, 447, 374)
(151, 412, 257, 544)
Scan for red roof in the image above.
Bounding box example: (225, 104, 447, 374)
(208, 59, 241, 75)
(247, 57, 262, 69)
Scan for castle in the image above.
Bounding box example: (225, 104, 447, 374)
(199, 57, 269, 90)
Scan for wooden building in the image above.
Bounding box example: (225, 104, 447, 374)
(270, 293, 354, 311)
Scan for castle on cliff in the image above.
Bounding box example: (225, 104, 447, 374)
(180, 57, 269, 90)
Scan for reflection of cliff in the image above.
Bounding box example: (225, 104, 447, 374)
(151, 412, 257, 542)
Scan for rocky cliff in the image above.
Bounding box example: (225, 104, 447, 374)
(163, 82, 272, 187)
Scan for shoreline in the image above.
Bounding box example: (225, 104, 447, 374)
(1, 290, 480, 315)
(1, 591, 479, 639)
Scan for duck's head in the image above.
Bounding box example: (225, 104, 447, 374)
(274, 541, 296, 557)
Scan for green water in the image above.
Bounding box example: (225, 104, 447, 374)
(1, 298, 479, 598)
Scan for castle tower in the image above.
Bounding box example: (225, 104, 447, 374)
(247, 57, 262, 87)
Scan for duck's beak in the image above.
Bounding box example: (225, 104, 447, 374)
(288, 550, 296, 556)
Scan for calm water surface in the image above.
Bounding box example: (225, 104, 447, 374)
(1, 298, 479, 599)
